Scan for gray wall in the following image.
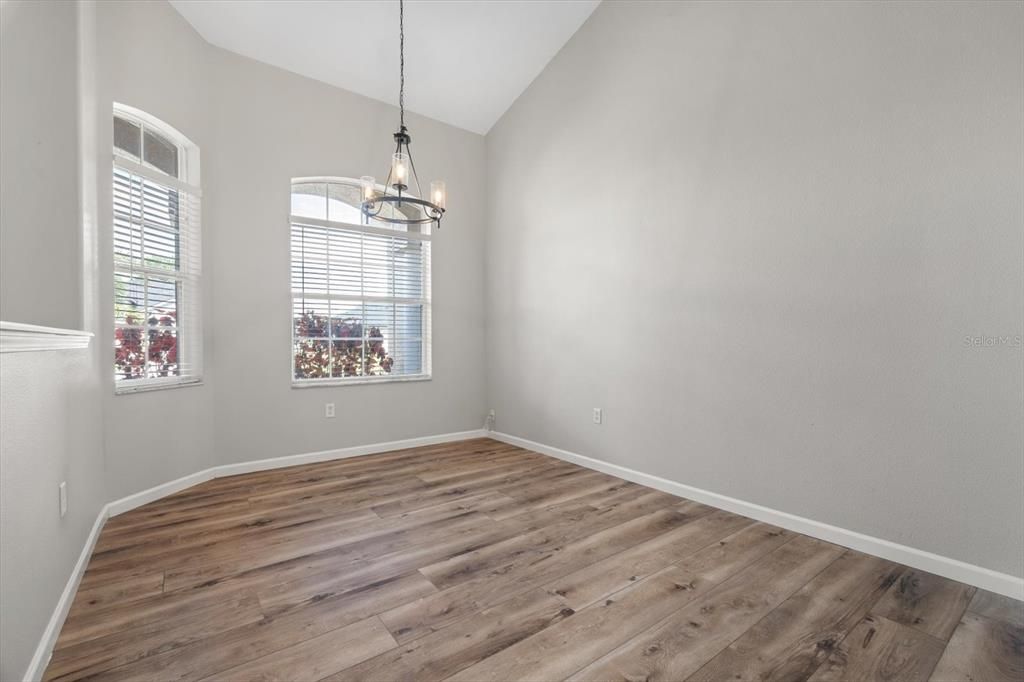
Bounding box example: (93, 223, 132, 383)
(0, 351, 107, 681)
(206, 48, 487, 466)
(484, 0, 1024, 577)
(94, 0, 217, 499)
(0, 0, 82, 328)
(0, 2, 108, 680)
(90, 0, 488, 492)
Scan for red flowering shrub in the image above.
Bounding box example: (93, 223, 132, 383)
(114, 312, 177, 379)
(293, 311, 394, 379)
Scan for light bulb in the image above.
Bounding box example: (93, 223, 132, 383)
(391, 153, 409, 187)
(430, 180, 446, 210)
(360, 176, 376, 202)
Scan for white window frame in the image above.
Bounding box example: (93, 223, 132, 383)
(290, 177, 432, 388)
(112, 104, 203, 394)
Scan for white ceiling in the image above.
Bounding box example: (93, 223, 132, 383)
(169, 0, 600, 135)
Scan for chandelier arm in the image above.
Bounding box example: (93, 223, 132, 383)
(403, 143, 423, 196)
(363, 195, 443, 225)
(380, 139, 397, 197)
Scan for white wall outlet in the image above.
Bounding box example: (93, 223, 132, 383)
(59, 481, 68, 518)
(486, 409, 496, 431)
(325, 403, 335, 418)
(593, 408, 602, 424)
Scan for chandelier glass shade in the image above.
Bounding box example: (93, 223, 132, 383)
(361, 0, 446, 228)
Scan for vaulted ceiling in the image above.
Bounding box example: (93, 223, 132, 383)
(169, 0, 600, 134)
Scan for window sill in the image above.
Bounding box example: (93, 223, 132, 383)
(115, 379, 203, 395)
(292, 374, 431, 389)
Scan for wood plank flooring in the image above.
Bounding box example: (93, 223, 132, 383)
(44, 438, 1023, 681)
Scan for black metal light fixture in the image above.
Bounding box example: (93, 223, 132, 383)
(361, 0, 446, 228)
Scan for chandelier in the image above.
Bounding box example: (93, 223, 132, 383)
(360, 0, 446, 228)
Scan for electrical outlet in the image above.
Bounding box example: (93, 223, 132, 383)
(486, 409, 496, 431)
(59, 482, 68, 518)
(593, 408, 602, 425)
(325, 403, 335, 418)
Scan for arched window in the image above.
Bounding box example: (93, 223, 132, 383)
(290, 178, 431, 384)
(112, 105, 202, 392)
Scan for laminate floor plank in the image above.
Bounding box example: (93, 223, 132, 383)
(160, 500, 500, 592)
(94, 499, 334, 555)
(157, 510, 500, 610)
(203, 439, 516, 487)
(380, 499, 725, 644)
(86, 506, 382, 582)
(562, 535, 844, 682)
(366, 462, 583, 518)
(98, 500, 254, 538)
(686, 551, 903, 682)
(42, 438, 1020, 682)
(45, 592, 263, 681)
(324, 589, 574, 682)
(419, 506, 699, 592)
(486, 472, 627, 519)
(84, 572, 437, 682)
(808, 614, 946, 682)
(543, 509, 753, 610)
(447, 525, 806, 682)
(873, 569, 976, 641)
(63, 571, 165, 621)
(54, 577, 256, 652)
(199, 616, 396, 682)
(967, 588, 1024, 627)
(929, 612, 1024, 682)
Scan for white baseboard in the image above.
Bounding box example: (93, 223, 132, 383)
(106, 429, 486, 518)
(23, 506, 108, 682)
(22, 428, 487, 681)
(490, 431, 1024, 601)
(211, 430, 487, 480)
(106, 470, 214, 517)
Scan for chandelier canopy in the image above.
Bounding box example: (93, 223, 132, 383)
(360, 0, 446, 228)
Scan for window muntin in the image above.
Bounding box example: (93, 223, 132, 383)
(290, 178, 431, 385)
(114, 114, 181, 178)
(113, 107, 202, 392)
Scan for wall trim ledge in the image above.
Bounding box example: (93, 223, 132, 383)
(22, 428, 487, 682)
(0, 321, 93, 353)
(489, 430, 1024, 601)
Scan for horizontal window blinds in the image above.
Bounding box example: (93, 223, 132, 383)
(290, 183, 431, 383)
(113, 162, 202, 387)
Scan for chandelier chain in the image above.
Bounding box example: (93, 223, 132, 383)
(362, 0, 444, 228)
(399, 0, 405, 129)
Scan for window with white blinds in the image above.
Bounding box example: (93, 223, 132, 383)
(290, 179, 431, 385)
(113, 107, 202, 392)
